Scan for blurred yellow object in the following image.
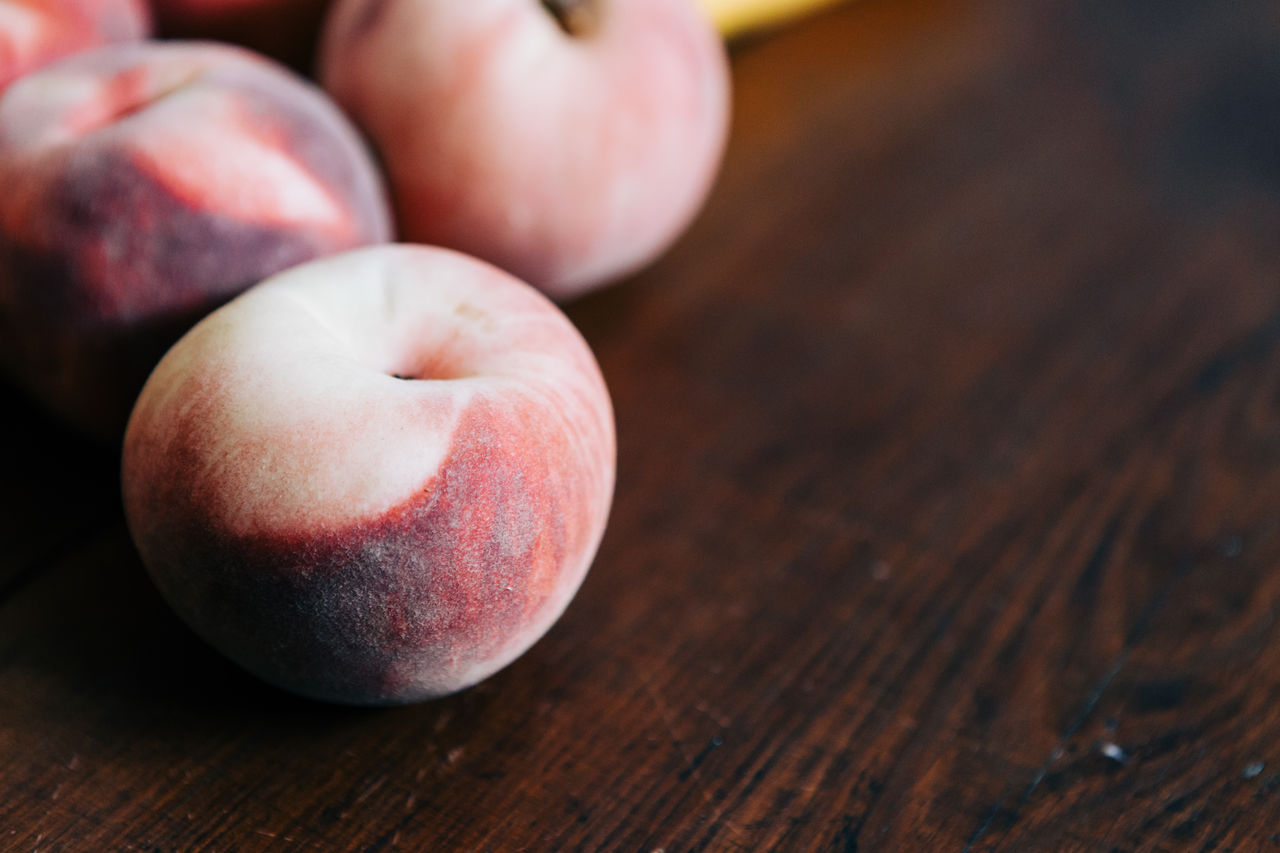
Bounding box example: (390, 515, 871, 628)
(699, 0, 849, 38)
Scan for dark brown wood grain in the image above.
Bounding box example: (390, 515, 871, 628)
(4, 0, 1280, 849)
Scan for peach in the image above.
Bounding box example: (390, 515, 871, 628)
(0, 0, 149, 91)
(121, 245, 616, 705)
(318, 0, 731, 299)
(0, 41, 391, 437)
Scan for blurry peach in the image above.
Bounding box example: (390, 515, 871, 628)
(0, 41, 391, 436)
(319, 0, 731, 299)
(0, 0, 149, 91)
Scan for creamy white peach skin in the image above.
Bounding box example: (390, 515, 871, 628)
(122, 245, 615, 704)
(319, 0, 731, 299)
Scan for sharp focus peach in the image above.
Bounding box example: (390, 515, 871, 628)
(122, 244, 616, 705)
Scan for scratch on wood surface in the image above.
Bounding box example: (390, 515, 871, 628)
(631, 661, 701, 780)
(630, 659, 752, 850)
(965, 648, 1130, 851)
(969, 543, 1202, 850)
(355, 774, 388, 805)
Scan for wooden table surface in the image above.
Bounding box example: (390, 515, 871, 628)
(5, 0, 1280, 849)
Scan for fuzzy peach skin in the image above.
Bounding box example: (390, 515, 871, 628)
(121, 245, 616, 705)
(0, 41, 391, 437)
(0, 0, 149, 91)
(319, 0, 730, 300)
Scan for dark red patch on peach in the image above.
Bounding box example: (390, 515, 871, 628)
(134, 393, 593, 704)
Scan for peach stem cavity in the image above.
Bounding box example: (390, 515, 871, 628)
(540, 0, 600, 37)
